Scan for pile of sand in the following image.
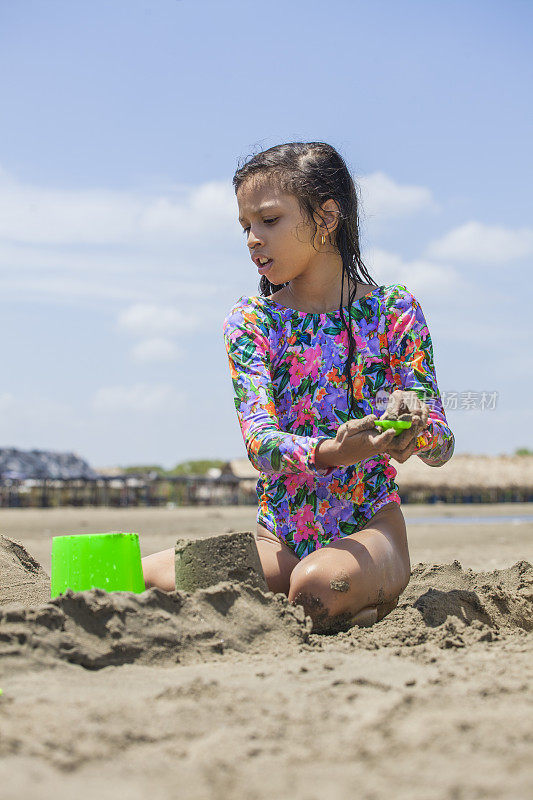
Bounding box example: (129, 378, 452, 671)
(0, 534, 50, 607)
(0, 581, 313, 671)
(1, 531, 531, 673)
(342, 558, 532, 653)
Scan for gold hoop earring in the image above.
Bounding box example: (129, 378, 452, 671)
(321, 234, 325, 244)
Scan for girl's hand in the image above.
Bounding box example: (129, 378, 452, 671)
(334, 414, 398, 465)
(380, 390, 430, 464)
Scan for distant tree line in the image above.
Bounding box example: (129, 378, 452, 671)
(120, 459, 226, 477)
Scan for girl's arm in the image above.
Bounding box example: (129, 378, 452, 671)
(222, 300, 335, 477)
(385, 285, 455, 467)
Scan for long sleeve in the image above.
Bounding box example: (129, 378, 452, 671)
(386, 285, 455, 467)
(222, 299, 335, 477)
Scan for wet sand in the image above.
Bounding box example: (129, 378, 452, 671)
(1, 503, 532, 800)
(1, 501, 531, 574)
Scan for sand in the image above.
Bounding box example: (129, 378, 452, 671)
(0, 534, 50, 606)
(0, 504, 532, 800)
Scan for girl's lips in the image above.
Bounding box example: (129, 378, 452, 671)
(257, 258, 274, 274)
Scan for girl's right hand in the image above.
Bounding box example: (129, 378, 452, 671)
(334, 414, 398, 465)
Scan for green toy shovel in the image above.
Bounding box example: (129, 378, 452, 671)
(374, 419, 412, 436)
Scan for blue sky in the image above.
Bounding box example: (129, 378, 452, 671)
(0, 0, 531, 469)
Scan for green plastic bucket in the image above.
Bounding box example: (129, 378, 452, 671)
(50, 531, 146, 598)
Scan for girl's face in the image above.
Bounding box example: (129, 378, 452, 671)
(236, 178, 339, 286)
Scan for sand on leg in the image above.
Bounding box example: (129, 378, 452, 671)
(287, 501, 410, 632)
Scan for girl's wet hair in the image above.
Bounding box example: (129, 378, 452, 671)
(233, 141, 378, 420)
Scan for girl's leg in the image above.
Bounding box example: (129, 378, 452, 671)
(141, 548, 175, 592)
(255, 523, 300, 595)
(287, 501, 410, 632)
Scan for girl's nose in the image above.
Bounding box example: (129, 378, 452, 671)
(247, 230, 262, 247)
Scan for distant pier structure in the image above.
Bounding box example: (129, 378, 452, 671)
(0, 448, 531, 508)
(0, 447, 243, 508)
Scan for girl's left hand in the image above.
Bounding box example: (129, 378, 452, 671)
(380, 389, 430, 464)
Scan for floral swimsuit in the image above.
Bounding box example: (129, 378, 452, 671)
(222, 283, 454, 560)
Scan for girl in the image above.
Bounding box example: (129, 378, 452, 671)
(143, 142, 454, 633)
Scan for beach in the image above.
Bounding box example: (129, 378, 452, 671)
(1, 503, 532, 799)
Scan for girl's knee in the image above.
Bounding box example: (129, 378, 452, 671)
(287, 551, 409, 629)
(288, 560, 348, 617)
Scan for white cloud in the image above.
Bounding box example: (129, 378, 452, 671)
(117, 303, 199, 336)
(425, 221, 533, 263)
(364, 246, 464, 297)
(0, 167, 239, 311)
(140, 181, 237, 240)
(0, 236, 221, 308)
(0, 165, 436, 250)
(358, 171, 437, 220)
(131, 338, 182, 362)
(0, 167, 442, 314)
(0, 167, 237, 246)
(92, 383, 186, 413)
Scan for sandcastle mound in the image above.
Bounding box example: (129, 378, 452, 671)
(0, 582, 312, 672)
(0, 547, 531, 674)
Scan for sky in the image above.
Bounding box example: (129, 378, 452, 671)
(0, 0, 531, 469)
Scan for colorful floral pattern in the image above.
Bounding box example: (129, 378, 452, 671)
(222, 283, 455, 559)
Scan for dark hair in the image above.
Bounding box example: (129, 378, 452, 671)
(232, 141, 378, 420)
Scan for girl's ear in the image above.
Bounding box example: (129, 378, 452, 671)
(319, 199, 341, 236)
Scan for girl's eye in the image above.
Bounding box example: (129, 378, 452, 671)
(241, 218, 278, 235)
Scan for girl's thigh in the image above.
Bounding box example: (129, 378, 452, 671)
(288, 501, 411, 614)
(255, 522, 300, 596)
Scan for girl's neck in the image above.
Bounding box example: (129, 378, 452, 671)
(275, 269, 360, 314)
